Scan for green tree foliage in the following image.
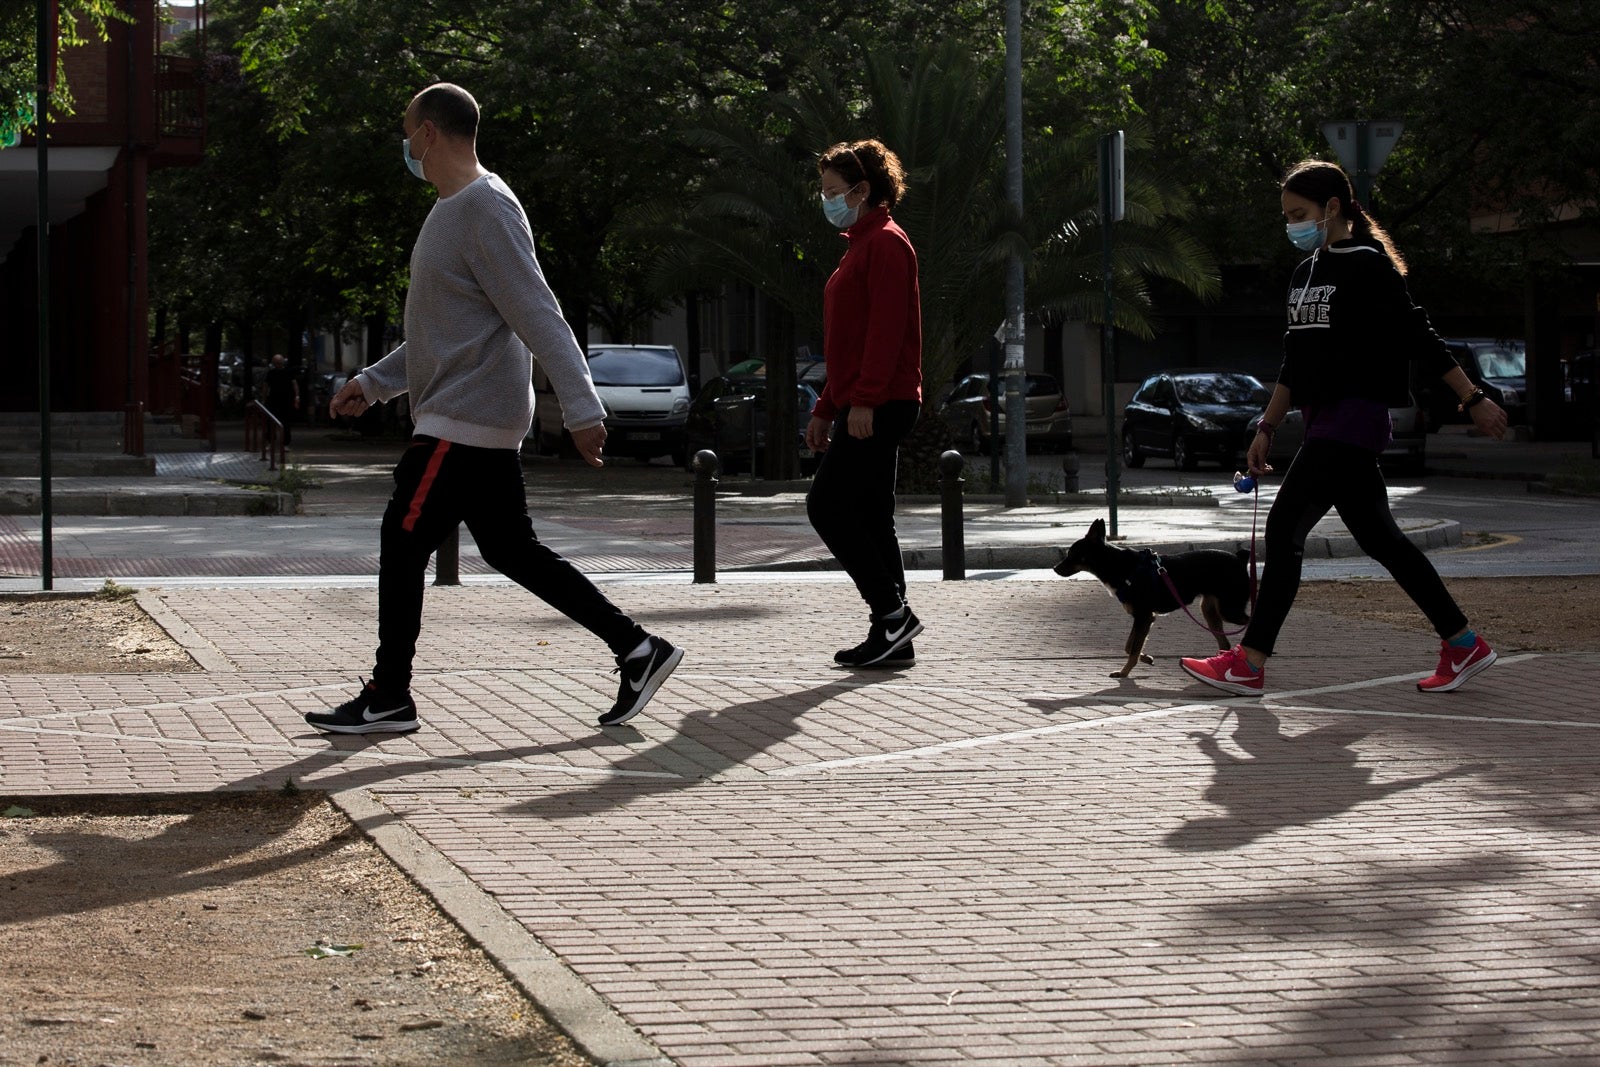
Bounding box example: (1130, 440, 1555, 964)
(0, 0, 128, 138)
(1135, 0, 1600, 287)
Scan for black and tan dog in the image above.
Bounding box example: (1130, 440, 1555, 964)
(1054, 518, 1253, 678)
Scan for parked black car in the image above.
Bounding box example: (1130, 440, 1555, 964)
(1122, 370, 1270, 471)
(684, 375, 821, 476)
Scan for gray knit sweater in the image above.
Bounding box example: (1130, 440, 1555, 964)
(355, 173, 604, 449)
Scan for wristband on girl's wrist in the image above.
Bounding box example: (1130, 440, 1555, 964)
(1256, 421, 1277, 438)
(1457, 388, 1488, 412)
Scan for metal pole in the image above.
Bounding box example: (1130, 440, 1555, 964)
(692, 450, 719, 583)
(1354, 120, 1372, 205)
(1002, 0, 1027, 508)
(37, 0, 53, 591)
(1099, 133, 1120, 540)
(938, 450, 965, 580)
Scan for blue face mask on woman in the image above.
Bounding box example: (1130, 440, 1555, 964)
(1285, 214, 1326, 251)
(821, 190, 861, 229)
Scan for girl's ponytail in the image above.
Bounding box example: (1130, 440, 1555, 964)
(1282, 159, 1408, 275)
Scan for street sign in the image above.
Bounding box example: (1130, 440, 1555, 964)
(1321, 119, 1404, 202)
(1322, 120, 1404, 174)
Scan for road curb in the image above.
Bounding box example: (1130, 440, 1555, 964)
(731, 518, 1463, 574)
(334, 788, 675, 1067)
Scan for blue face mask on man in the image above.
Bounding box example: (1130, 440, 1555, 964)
(402, 134, 429, 182)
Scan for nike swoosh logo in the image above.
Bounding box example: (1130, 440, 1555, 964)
(628, 658, 653, 692)
(883, 618, 912, 642)
(1223, 668, 1259, 683)
(363, 706, 406, 721)
(1447, 653, 1476, 672)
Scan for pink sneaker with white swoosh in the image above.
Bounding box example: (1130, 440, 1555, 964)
(1417, 634, 1497, 693)
(1180, 645, 1264, 697)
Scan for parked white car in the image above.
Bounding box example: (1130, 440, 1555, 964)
(531, 344, 690, 464)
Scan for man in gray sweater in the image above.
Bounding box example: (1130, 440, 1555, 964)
(311, 82, 681, 735)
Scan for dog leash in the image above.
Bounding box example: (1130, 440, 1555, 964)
(1155, 477, 1263, 641)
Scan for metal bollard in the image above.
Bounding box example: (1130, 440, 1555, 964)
(939, 449, 966, 580)
(1060, 452, 1080, 493)
(434, 523, 460, 586)
(692, 450, 719, 584)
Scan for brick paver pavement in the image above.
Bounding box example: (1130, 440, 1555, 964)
(4, 577, 1598, 1065)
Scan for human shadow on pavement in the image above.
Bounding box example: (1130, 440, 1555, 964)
(0, 792, 341, 926)
(503, 680, 859, 820)
(1166, 708, 1493, 851)
(227, 728, 648, 799)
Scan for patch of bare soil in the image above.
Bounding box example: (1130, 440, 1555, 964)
(1297, 574, 1600, 652)
(0, 591, 198, 673)
(0, 793, 594, 1067)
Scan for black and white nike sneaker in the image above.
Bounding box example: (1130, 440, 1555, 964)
(600, 635, 683, 727)
(305, 680, 419, 735)
(836, 609, 923, 668)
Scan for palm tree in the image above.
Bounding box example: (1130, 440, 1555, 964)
(634, 41, 1219, 489)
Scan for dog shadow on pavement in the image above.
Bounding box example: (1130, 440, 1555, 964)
(1165, 707, 1493, 851)
(503, 679, 862, 820)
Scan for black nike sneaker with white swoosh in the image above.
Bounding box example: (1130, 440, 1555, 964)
(600, 635, 683, 726)
(836, 608, 923, 668)
(305, 680, 419, 734)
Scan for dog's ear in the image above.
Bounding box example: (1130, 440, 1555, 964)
(1089, 518, 1106, 542)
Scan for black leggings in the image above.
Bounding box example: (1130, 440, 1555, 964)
(806, 400, 921, 618)
(373, 436, 645, 694)
(1242, 438, 1468, 656)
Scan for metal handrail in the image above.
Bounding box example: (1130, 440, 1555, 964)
(245, 400, 285, 471)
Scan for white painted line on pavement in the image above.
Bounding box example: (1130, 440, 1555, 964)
(776, 654, 1546, 775)
(0, 720, 684, 780)
(16, 671, 497, 722)
(1263, 702, 1597, 732)
(773, 701, 1226, 775)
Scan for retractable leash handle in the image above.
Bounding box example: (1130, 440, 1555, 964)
(1233, 471, 1256, 493)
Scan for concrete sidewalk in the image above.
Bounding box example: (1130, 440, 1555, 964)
(4, 577, 1599, 1065)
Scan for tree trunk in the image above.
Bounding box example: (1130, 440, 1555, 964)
(896, 406, 956, 494)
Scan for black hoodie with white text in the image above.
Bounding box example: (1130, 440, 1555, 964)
(1278, 236, 1457, 408)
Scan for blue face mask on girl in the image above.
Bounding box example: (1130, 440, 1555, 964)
(1285, 213, 1327, 251)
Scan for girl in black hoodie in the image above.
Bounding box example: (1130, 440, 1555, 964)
(1182, 159, 1509, 697)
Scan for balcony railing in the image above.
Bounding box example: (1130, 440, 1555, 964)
(155, 54, 203, 139)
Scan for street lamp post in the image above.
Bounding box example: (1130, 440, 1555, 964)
(1002, 0, 1026, 507)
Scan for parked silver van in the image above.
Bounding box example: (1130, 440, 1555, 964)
(531, 344, 690, 464)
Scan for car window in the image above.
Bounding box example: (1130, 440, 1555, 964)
(1146, 378, 1176, 405)
(587, 348, 685, 386)
(1470, 342, 1526, 379)
(1175, 374, 1268, 405)
(1025, 374, 1060, 398)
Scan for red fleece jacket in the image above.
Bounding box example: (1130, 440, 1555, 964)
(813, 208, 923, 421)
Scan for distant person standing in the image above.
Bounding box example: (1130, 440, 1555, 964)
(262, 354, 299, 447)
(805, 139, 925, 668)
(1182, 159, 1507, 698)
(315, 82, 681, 734)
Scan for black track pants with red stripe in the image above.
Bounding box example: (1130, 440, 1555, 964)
(373, 436, 647, 695)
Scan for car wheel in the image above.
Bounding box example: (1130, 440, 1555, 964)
(1122, 427, 1144, 468)
(1173, 434, 1197, 471)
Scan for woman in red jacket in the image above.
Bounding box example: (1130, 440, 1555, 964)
(806, 139, 925, 668)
